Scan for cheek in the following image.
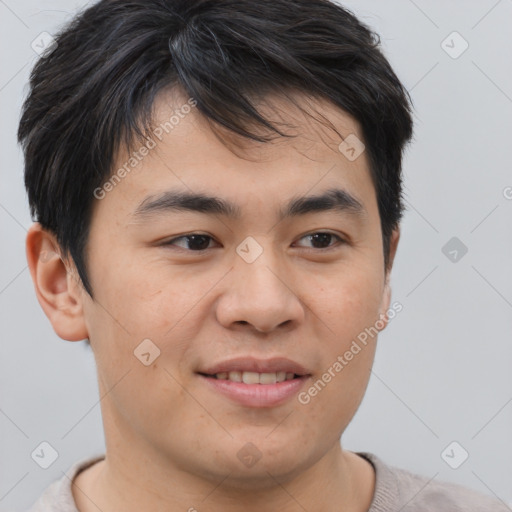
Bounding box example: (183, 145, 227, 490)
(291, 264, 382, 428)
(90, 254, 205, 336)
(307, 263, 385, 347)
(85, 258, 225, 403)
(298, 337, 377, 439)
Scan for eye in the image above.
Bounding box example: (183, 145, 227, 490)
(162, 234, 217, 251)
(294, 232, 345, 250)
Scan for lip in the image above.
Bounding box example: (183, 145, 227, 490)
(198, 356, 311, 376)
(199, 374, 310, 408)
(197, 357, 312, 408)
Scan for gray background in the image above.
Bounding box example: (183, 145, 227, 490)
(1, 0, 511, 510)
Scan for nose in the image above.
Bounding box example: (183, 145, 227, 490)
(214, 246, 305, 334)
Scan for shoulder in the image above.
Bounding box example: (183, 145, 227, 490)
(390, 465, 509, 512)
(357, 451, 510, 512)
(27, 454, 105, 512)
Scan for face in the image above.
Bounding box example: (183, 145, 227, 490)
(62, 89, 398, 486)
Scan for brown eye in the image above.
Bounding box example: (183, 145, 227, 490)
(163, 234, 215, 251)
(294, 232, 344, 249)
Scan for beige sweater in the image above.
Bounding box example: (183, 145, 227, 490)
(27, 452, 510, 511)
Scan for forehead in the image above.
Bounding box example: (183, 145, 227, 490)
(151, 87, 366, 160)
(93, 87, 376, 224)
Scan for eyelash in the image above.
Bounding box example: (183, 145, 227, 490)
(161, 232, 346, 252)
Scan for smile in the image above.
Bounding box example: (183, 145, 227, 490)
(206, 371, 298, 384)
(198, 372, 310, 407)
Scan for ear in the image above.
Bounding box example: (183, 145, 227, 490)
(377, 227, 400, 330)
(26, 223, 89, 341)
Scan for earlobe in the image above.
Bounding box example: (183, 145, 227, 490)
(377, 281, 392, 330)
(26, 223, 88, 341)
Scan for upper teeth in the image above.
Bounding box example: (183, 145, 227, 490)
(214, 371, 296, 384)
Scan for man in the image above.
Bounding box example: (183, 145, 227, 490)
(19, 0, 508, 510)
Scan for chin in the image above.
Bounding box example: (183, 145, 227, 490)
(191, 441, 318, 490)
(216, 458, 311, 491)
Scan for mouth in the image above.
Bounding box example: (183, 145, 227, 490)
(198, 356, 311, 378)
(196, 357, 312, 407)
(198, 371, 302, 384)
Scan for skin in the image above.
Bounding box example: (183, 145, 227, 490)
(26, 88, 400, 512)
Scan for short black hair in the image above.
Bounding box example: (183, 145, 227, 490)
(19, 0, 414, 298)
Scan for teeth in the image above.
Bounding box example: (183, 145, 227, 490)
(242, 371, 260, 384)
(214, 371, 298, 383)
(228, 371, 242, 382)
(259, 372, 276, 384)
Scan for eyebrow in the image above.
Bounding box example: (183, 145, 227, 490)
(131, 187, 367, 222)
